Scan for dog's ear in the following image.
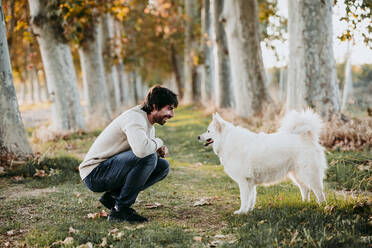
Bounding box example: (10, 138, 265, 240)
(214, 116, 224, 133)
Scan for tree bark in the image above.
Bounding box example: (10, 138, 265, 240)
(79, 23, 112, 125)
(222, 0, 269, 117)
(101, 14, 121, 114)
(211, 0, 233, 108)
(122, 70, 136, 107)
(279, 66, 287, 102)
(0, 1, 32, 156)
(341, 41, 352, 112)
(30, 66, 41, 103)
(28, 0, 86, 131)
(287, 0, 340, 120)
(170, 43, 183, 99)
(201, 0, 214, 105)
(183, 0, 198, 104)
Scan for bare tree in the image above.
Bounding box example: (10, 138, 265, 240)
(287, 0, 340, 120)
(222, 0, 269, 117)
(79, 21, 112, 125)
(0, 1, 32, 156)
(211, 0, 233, 108)
(101, 14, 121, 114)
(28, 0, 85, 131)
(201, 0, 214, 105)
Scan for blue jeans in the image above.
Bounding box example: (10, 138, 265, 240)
(83, 150, 170, 210)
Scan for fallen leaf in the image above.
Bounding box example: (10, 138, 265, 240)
(6, 230, 15, 236)
(87, 212, 100, 219)
(100, 237, 107, 247)
(63, 237, 74, 245)
(136, 224, 145, 229)
(113, 231, 124, 240)
(214, 234, 225, 238)
(193, 236, 202, 242)
(145, 202, 163, 209)
(33, 169, 47, 178)
(87, 210, 107, 219)
(69, 226, 79, 234)
(51, 237, 74, 246)
(193, 198, 210, 206)
(0, 166, 5, 175)
(11, 176, 24, 182)
(77, 242, 93, 248)
(258, 219, 267, 225)
(109, 228, 119, 234)
(99, 210, 108, 217)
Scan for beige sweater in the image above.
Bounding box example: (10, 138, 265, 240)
(79, 105, 163, 180)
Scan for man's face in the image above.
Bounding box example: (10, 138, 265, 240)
(153, 105, 175, 125)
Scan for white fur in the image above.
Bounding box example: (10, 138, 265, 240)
(199, 110, 327, 214)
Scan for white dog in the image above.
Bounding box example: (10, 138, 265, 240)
(198, 110, 327, 214)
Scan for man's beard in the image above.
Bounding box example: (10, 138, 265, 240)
(155, 115, 171, 125)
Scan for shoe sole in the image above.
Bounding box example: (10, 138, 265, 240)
(107, 216, 148, 223)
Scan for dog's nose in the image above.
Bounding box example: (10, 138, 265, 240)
(197, 136, 200, 140)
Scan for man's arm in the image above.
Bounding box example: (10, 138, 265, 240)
(124, 119, 163, 158)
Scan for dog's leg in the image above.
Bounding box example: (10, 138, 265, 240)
(288, 173, 310, 202)
(311, 182, 326, 204)
(295, 170, 326, 204)
(248, 185, 257, 211)
(234, 180, 253, 214)
(234, 179, 256, 214)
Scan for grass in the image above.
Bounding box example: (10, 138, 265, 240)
(1, 105, 371, 247)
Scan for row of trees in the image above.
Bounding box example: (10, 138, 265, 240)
(0, 0, 370, 158)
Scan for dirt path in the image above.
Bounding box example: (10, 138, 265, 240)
(20, 107, 52, 128)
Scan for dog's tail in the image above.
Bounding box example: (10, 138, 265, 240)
(279, 109, 323, 142)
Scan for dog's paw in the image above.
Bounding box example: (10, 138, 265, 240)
(234, 210, 245, 215)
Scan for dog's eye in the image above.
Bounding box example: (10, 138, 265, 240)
(207, 130, 210, 133)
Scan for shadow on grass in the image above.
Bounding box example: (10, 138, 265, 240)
(4, 156, 81, 188)
(224, 202, 371, 248)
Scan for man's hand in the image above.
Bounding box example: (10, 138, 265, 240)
(157, 145, 168, 158)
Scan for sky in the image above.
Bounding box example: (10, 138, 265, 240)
(261, 0, 372, 68)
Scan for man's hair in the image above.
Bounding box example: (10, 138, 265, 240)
(141, 85, 178, 114)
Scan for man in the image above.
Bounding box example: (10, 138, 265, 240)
(79, 85, 178, 223)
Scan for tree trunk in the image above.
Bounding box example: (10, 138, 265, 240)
(78, 24, 112, 125)
(135, 70, 144, 102)
(28, 0, 85, 131)
(30, 66, 41, 103)
(183, 0, 198, 104)
(170, 43, 183, 99)
(101, 14, 121, 114)
(117, 61, 125, 104)
(201, 0, 214, 105)
(287, 0, 340, 120)
(0, 1, 32, 156)
(222, 0, 269, 117)
(341, 41, 353, 112)
(279, 66, 287, 102)
(122, 70, 136, 107)
(211, 0, 233, 108)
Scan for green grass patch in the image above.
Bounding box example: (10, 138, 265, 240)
(326, 151, 372, 191)
(1, 105, 371, 247)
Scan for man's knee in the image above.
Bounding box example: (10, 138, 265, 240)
(158, 158, 170, 175)
(138, 153, 158, 169)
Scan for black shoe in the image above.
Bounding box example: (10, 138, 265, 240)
(108, 207, 148, 223)
(99, 192, 116, 209)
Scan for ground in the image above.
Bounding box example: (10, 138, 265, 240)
(1, 105, 371, 247)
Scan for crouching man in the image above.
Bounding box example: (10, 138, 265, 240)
(79, 85, 178, 223)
